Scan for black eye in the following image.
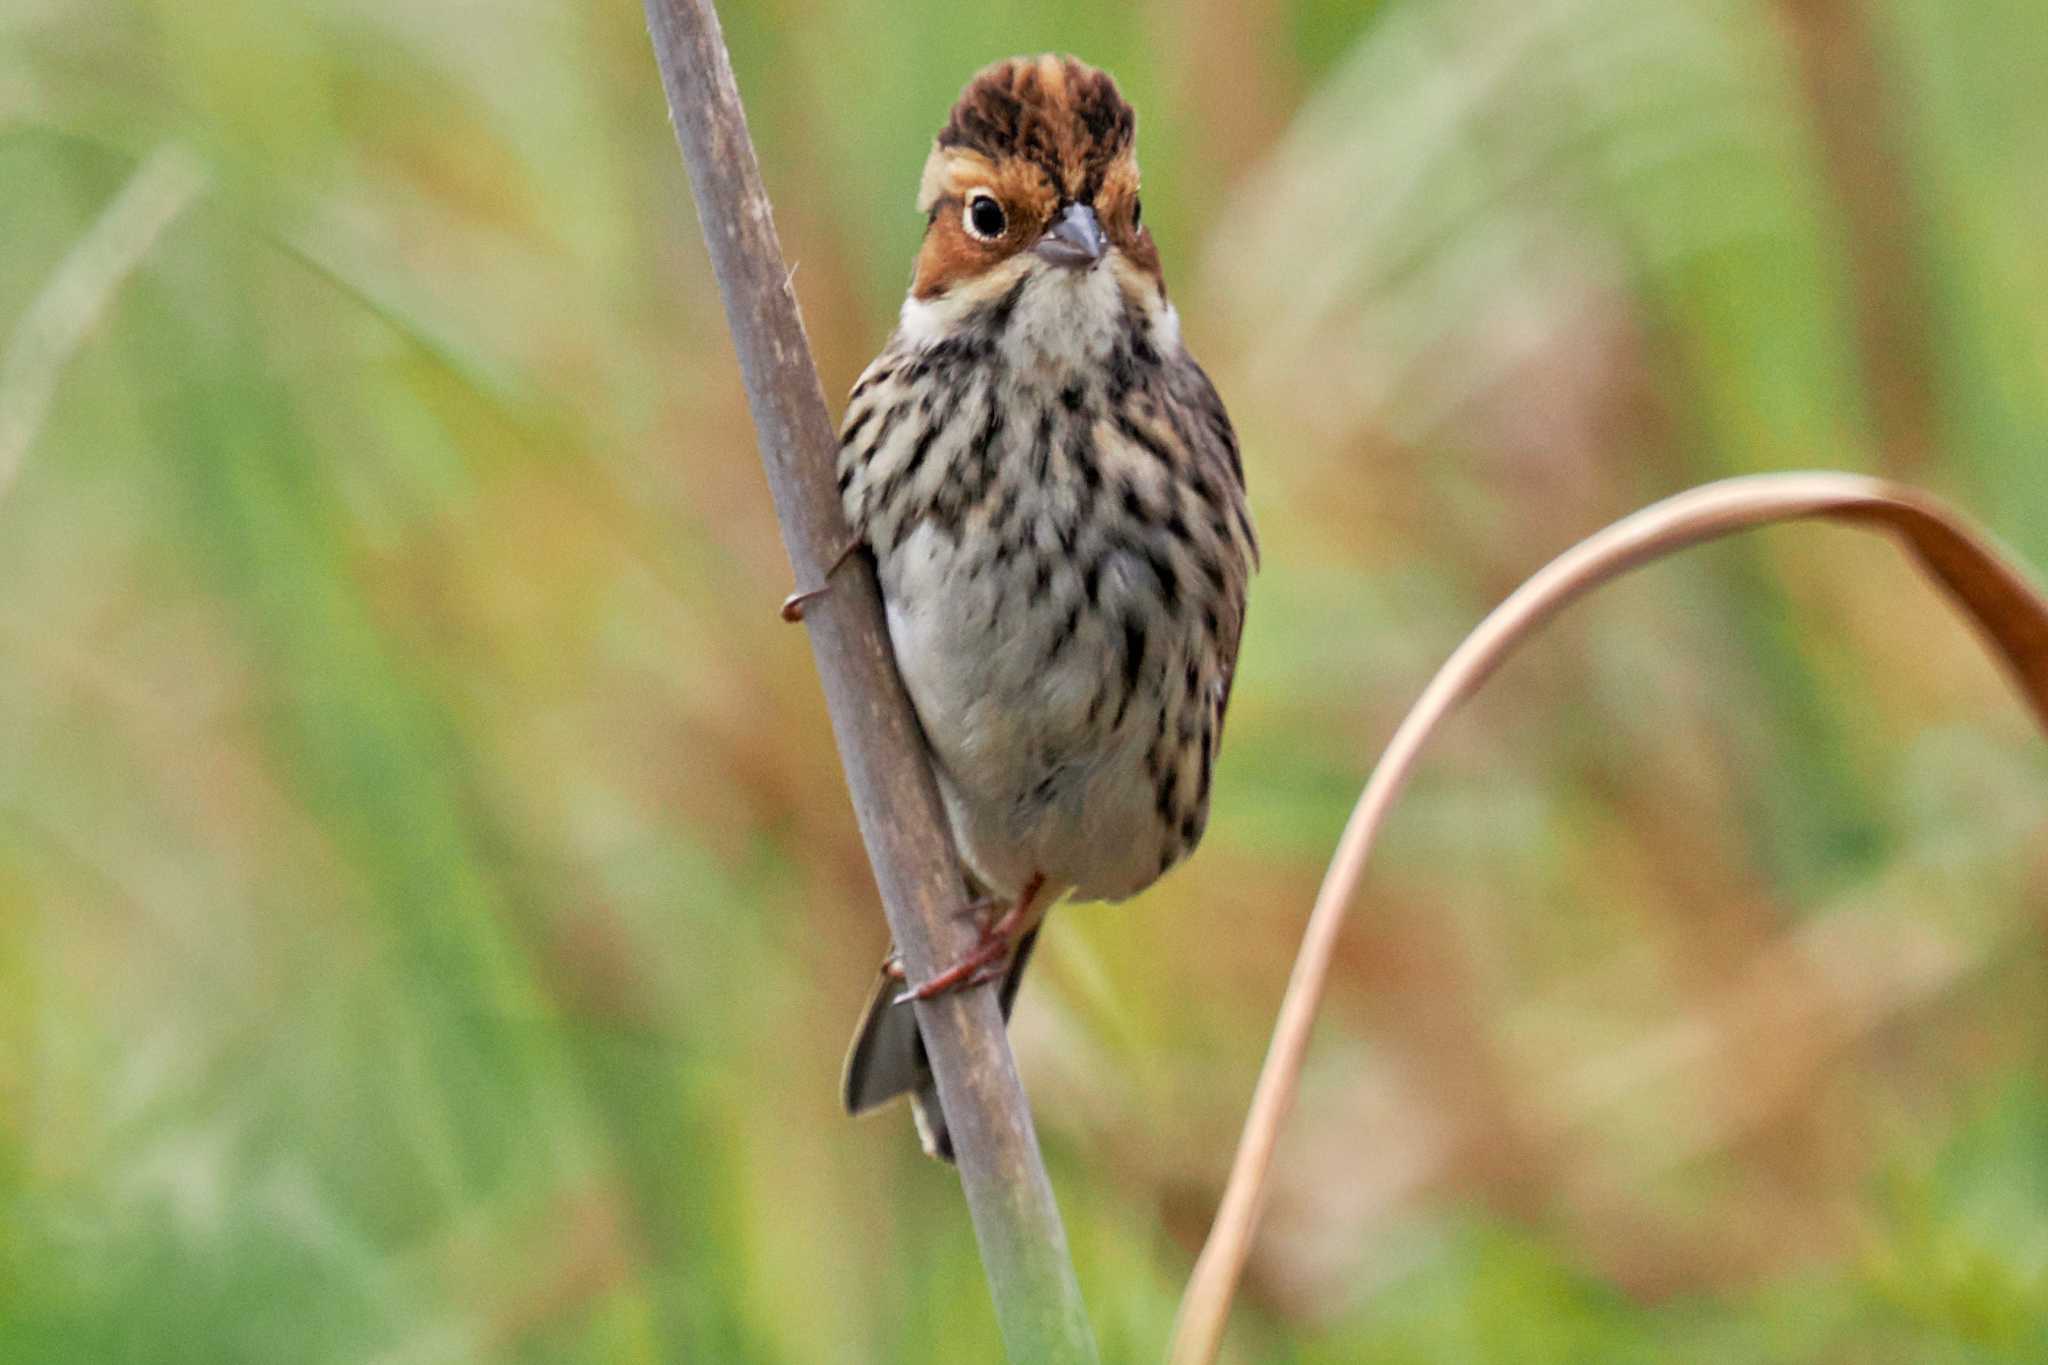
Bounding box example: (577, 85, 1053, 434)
(965, 192, 1006, 241)
(1132, 196, 1143, 230)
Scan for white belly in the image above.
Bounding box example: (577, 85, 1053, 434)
(881, 519, 1173, 904)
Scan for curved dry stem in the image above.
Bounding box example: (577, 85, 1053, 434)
(1169, 472, 2048, 1364)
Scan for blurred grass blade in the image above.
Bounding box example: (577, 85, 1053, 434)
(267, 216, 526, 407)
(0, 142, 207, 501)
(1170, 472, 2048, 1364)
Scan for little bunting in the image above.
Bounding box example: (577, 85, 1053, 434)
(793, 55, 1258, 1159)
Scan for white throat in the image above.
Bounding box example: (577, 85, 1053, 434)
(898, 259, 1172, 374)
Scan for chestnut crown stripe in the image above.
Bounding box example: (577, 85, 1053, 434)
(937, 55, 1137, 205)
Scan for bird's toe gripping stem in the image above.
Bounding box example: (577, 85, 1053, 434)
(780, 537, 862, 623)
(893, 878, 1045, 1004)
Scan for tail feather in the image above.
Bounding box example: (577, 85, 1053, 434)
(841, 967, 926, 1117)
(840, 928, 1041, 1162)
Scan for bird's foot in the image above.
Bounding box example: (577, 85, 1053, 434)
(895, 933, 1011, 1004)
(780, 537, 862, 622)
(894, 878, 1044, 1004)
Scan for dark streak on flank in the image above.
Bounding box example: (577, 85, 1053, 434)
(1118, 479, 1146, 524)
(970, 397, 1006, 484)
(1116, 414, 1174, 469)
(1044, 603, 1080, 667)
(841, 406, 876, 450)
(1114, 614, 1146, 729)
(1144, 545, 1179, 611)
(901, 416, 943, 485)
(1032, 407, 1055, 481)
(988, 482, 1020, 537)
(1071, 428, 1101, 491)
(871, 398, 909, 453)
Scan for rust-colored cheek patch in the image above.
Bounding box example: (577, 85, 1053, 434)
(912, 223, 990, 299)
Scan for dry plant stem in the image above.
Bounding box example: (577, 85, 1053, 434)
(640, 3, 1096, 1359)
(1170, 472, 2048, 1364)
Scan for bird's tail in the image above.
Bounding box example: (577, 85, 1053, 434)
(840, 928, 1041, 1162)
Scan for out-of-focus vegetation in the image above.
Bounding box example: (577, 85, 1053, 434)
(4, 0, 2047, 1358)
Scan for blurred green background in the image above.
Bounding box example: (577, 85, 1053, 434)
(5, 0, 2048, 1359)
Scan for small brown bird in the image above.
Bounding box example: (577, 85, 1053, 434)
(825, 56, 1256, 1159)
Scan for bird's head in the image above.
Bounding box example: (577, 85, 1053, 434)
(908, 56, 1160, 310)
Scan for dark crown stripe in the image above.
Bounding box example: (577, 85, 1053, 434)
(938, 56, 1136, 199)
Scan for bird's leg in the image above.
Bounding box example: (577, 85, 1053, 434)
(897, 875, 1046, 1004)
(876, 893, 997, 990)
(959, 958, 1013, 991)
(780, 537, 863, 622)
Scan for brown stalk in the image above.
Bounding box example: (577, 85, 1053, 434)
(1169, 472, 2048, 1363)
(639, 3, 1097, 1358)
(1775, 0, 1941, 476)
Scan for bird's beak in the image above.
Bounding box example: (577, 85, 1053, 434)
(1034, 203, 1107, 269)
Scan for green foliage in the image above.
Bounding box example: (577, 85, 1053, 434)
(5, 0, 2048, 1358)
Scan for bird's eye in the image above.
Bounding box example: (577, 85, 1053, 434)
(1132, 196, 1143, 231)
(964, 192, 1007, 241)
